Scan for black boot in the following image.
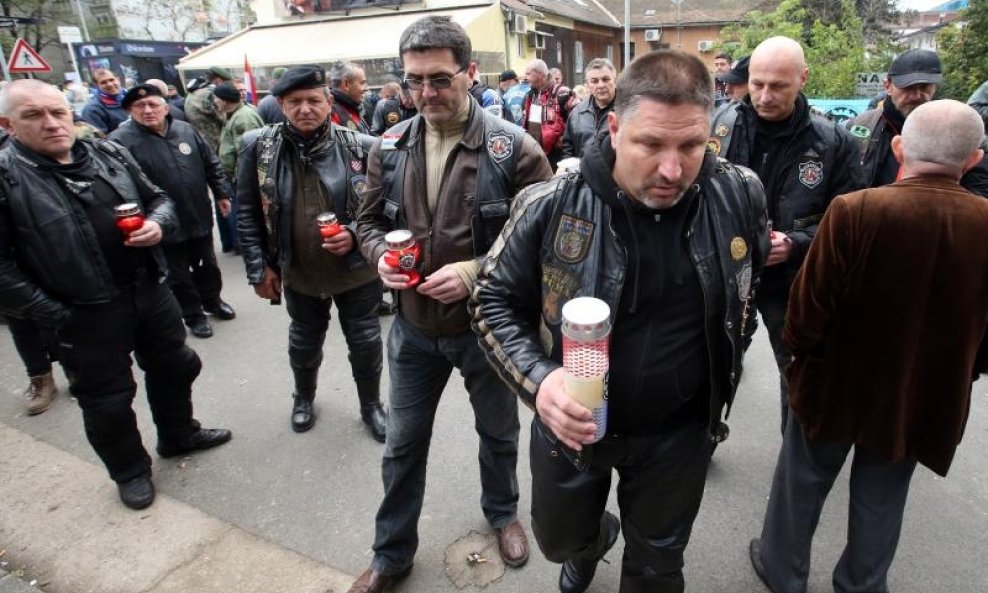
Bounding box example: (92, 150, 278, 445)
(291, 367, 318, 433)
(356, 379, 387, 443)
(292, 393, 316, 432)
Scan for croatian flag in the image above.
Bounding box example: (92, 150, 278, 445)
(243, 55, 256, 105)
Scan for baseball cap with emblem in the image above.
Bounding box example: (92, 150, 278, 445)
(271, 65, 327, 97)
(122, 84, 165, 110)
(888, 49, 942, 88)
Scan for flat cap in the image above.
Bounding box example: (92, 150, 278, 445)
(122, 84, 165, 110)
(213, 82, 242, 102)
(271, 64, 327, 97)
(888, 49, 942, 88)
(718, 56, 749, 85)
(208, 66, 233, 81)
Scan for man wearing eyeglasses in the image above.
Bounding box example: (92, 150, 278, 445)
(350, 15, 552, 593)
(110, 84, 237, 340)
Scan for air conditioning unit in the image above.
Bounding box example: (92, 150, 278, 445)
(697, 40, 715, 52)
(511, 14, 528, 34)
(528, 32, 546, 50)
(644, 29, 661, 42)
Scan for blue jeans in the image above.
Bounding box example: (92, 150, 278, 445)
(371, 315, 520, 574)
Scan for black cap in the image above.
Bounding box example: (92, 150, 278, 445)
(208, 66, 233, 81)
(122, 84, 165, 110)
(500, 69, 518, 83)
(270, 65, 327, 97)
(213, 82, 241, 102)
(719, 56, 749, 85)
(888, 49, 942, 87)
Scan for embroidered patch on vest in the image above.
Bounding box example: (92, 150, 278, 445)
(381, 134, 400, 151)
(178, 142, 192, 155)
(707, 138, 722, 154)
(386, 110, 400, 125)
(848, 124, 871, 139)
(714, 123, 730, 137)
(350, 159, 363, 172)
(542, 264, 580, 325)
(736, 262, 752, 300)
(487, 131, 514, 163)
(351, 174, 366, 197)
(553, 214, 594, 264)
(798, 161, 824, 189)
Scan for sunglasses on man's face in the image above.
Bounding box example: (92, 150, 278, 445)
(402, 66, 467, 91)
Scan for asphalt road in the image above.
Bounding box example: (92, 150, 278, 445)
(1, 250, 986, 593)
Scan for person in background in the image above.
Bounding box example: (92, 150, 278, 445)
(501, 69, 529, 127)
(523, 59, 568, 168)
(214, 81, 264, 255)
(560, 57, 616, 159)
(550, 67, 563, 86)
(82, 68, 128, 135)
(968, 79, 988, 127)
(329, 61, 370, 133)
(720, 56, 750, 103)
(370, 81, 402, 135)
(258, 67, 288, 125)
(713, 52, 732, 106)
(167, 84, 185, 111)
(146, 78, 187, 122)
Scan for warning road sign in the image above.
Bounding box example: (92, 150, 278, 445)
(7, 38, 51, 73)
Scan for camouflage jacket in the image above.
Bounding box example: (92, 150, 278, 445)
(184, 87, 226, 153)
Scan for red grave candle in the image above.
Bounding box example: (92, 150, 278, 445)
(316, 212, 342, 239)
(383, 229, 421, 287)
(114, 204, 145, 237)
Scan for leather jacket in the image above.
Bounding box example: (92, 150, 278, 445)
(710, 94, 864, 280)
(0, 139, 176, 327)
(470, 147, 769, 437)
(560, 97, 613, 159)
(237, 122, 375, 285)
(110, 117, 233, 243)
(358, 101, 552, 337)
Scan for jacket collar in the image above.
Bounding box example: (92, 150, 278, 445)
(397, 99, 485, 151)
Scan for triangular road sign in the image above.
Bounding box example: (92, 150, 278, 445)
(7, 38, 52, 73)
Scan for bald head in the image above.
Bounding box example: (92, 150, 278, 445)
(895, 100, 985, 179)
(748, 36, 808, 121)
(0, 80, 76, 164)
(145, 78, 169, 97)
(0, 79, 68, 116)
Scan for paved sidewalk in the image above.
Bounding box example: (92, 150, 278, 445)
(0, 424, 354, 593)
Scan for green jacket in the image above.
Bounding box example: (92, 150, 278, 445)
(185, 88, 225, 152)
(219, 103, 263, 176)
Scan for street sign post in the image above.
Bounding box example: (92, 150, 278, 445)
(58, 26, 84, 83)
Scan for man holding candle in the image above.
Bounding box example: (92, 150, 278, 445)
(236, 65, 388, 442)
(110, 83, 237, 339)
(350, 15, 551, 593)
(0, 80, 231, 510)
(470, 50, 769, 593)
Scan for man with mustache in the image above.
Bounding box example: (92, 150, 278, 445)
(847, 49, 988, 196)
(709, 36, 864, 436)
(236, 65, 388, 442)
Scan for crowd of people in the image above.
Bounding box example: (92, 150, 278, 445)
(1, 18, 987, 593)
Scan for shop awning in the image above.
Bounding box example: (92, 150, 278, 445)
(178, 5, 494, 72)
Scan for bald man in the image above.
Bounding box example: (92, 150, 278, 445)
(0, 80, 231, 510)
(749, 99, 988, 593)
(708, 36, 864, 436)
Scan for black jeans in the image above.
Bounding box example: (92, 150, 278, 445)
(756, 277, 792, 435)
(530, 417, 711, 593)
(161, 236, 224, 325)
(5, 315, 52, 376)
(53, 276, 202, 483)
(283, 280, 384, 389)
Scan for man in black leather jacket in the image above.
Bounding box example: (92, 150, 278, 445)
(709, 36, 865, 435)
(236, 65, 387, 442)
(471, 50, 769, 593)
(0, 80, 231, 510)
(560, 57, 616, 159)
(847, 49, 988, 197)
(110, 84, 237, 339)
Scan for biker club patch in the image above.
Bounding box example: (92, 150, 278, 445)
(487, 131, 514, 163)
(798, 161, 824, 189)
(553, 214, 594, 264)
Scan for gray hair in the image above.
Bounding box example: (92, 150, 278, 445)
(584, 58, 615, 78)
(329, 61, 363, 88)
(527, 59, 548, 76)
(0, 80, 70, 116)
(399, 16, 472, 70)
(614, 50, 712, 119)
(901, 99, 985, 170)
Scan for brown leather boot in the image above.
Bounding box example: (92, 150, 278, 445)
(25, 372, 58, 415)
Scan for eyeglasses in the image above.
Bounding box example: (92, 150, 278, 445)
(402, 66, 467, 91)
(130, 100, 165, 111)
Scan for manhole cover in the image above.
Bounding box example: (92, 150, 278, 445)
(444, 530, 505, 589)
